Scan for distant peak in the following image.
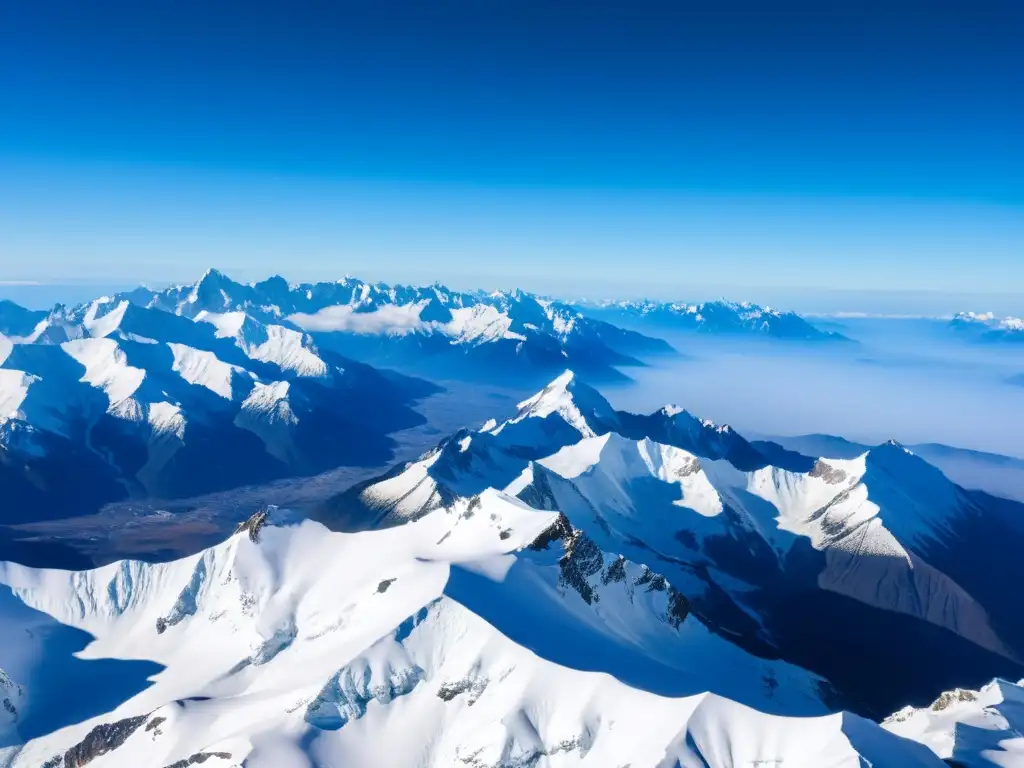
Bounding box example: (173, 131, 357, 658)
(256, 274, 289, 289)
(195, 268, 241, 291)
(876, 438, 911, 454)
(865, 439, 936, 473)
(199, 267, 228, 281)
(551, 369, 576, 388)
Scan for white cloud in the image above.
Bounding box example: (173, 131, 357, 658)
(288, 303, 428, 336)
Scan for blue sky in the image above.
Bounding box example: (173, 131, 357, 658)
(1, 0, 1022, 308)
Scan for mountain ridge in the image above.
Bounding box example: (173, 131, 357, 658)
(319, 370, 1024, 717)
(580, 298, 849, 341)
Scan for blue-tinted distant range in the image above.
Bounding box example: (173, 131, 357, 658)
(2, 3, 1024, 768)
(1, 268, 1022, 535)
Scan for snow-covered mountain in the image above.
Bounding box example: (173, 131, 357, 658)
(581, 299, 846, 341)
(952, 311, 1024, 342)
(0, 499, 942, 767)
(0, 295, 437, 524)
(762, 434, 1024, 503)
(321, 371, 1024, 717)
(107, 270, 673, 383)
(884, 677, 1024, 766)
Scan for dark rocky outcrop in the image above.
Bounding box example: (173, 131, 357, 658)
(235, 507, 270, 543)
(163, 752, 233, 768)
(527, 512, 573, 551)
(62, 715, 148, 767)
(809, 460, 848, 484)
(557, 529, 604, 605)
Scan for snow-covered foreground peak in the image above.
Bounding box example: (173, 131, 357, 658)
(0, 500, 941, 767)
(884, 678, 1024, 766)
(325, 371, 1024, 719)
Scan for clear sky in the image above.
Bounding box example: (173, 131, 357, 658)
(1, 0, 1022, 307)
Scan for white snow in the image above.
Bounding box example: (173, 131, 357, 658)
(197, 311, 328, 377)
(148, 401, 186, 440)
(0, 333, 12, 367)
(884, 678, 1024, 766)
(168, 342, 244, 399)
(0, 507, 941, 768)
(62, 338, 146, 408)
(83, 299, 130, 339)
(504, 370, 602, 437)
(446, 305, 526, 343)
(0, 370, 35, 422)
(234, 381, 298, 463)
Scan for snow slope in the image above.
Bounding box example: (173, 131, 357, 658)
(0, 501, 941, 767)
(885, 678, 1024, 766)
(323, 371, 1024, 716)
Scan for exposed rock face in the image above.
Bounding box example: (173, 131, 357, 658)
(528, 514, 692, 626)
(62, 715, 148, 767)
(437, 676, 489, 705)
(163, 752, 233, 768)
(235, 507, 270, 543)
(558, 529, 605, 605)
(930, 689, 978, 711)
(809, 460, 848, 484)
(527, 511, 573, 551)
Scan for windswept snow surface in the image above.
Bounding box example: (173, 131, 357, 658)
(885, 678, 1024, 766)
(0, 498, 940, 767)
(323, 370, 1024, 717)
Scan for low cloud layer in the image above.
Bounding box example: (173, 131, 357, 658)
(288, 303, 428, 336)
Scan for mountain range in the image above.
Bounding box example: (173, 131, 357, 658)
(2, 370, 1021, 766)
(761, 433, 1024, 503)
(884, 677, 1024, 766)
(120, 269, 673, 382)
(0, 292, 438, 525)
(581, 299, 847, 341)
(0, 272, 862, 529)
(320, 371, 1024, 719)
(951, 311, 1024, 342)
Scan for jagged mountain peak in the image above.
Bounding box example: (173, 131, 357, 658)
(506, 369, 618, 436)
(0, 504, 941, 767)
